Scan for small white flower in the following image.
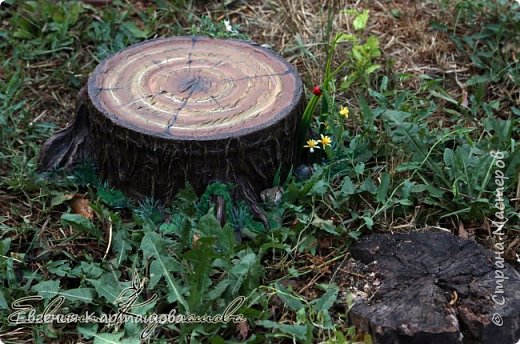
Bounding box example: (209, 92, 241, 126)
(223, 20, 233, 32)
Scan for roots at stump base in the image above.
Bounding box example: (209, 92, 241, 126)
(37, 87, 92, 172)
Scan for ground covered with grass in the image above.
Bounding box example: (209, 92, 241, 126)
(0, 0, 519, 343)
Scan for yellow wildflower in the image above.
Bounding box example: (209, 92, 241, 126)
(339, 106, 350, 118)
(304, 139, 320, 153)
(319, 134, 332, 147)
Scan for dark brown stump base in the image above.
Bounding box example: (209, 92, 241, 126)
(349, 232, 520, 344)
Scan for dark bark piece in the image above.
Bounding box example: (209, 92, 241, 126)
(38, 37, 304, 206)
(349, 232, 520, 344)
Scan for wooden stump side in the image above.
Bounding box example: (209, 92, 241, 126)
(349, 232, 520, 344)
(38, 37, 304, 205)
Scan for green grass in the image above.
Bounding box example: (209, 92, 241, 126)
(0, 1, 519, 343)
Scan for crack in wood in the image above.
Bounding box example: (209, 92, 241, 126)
(187, 52, 193, 73)
(165, 88, 194, 130)
(141, 52, 163, 68)
(209, 95, 224, 110)
(219, 70, 291, 83)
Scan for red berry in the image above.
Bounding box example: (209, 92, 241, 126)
(313, 85, 322, 96)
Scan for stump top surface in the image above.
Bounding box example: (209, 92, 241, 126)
(88, 36, 302, 140)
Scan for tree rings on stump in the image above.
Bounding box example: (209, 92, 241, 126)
(38, 37, 304, 204)
(349, 232, 520, 344)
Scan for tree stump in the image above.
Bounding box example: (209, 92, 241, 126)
(38, 37, 304, 205)
(349, 232, 520, 344)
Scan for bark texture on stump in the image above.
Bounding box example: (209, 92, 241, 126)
(38, 37, 304, 204)
(349, 232, 520, 344)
